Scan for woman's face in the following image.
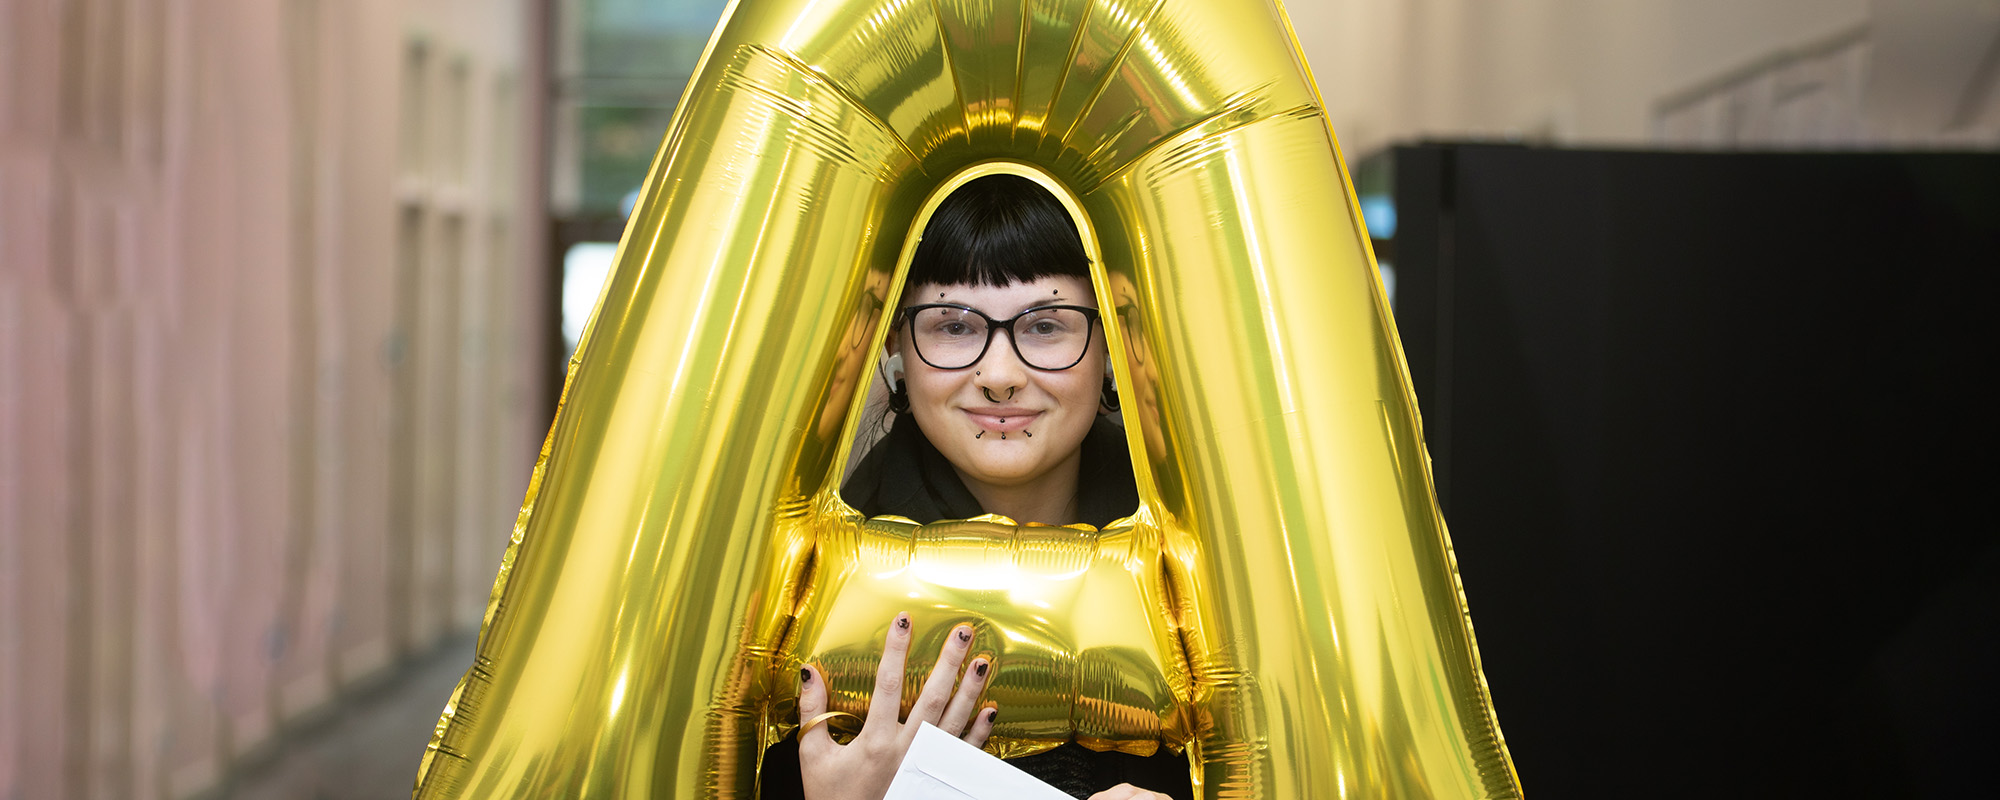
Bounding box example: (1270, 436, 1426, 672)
(894, 276, 1107, 492)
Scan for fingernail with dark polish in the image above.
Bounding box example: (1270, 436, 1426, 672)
(985, 708, 998, 723)
(956, 627, 972, 643)
(973, 661, 988, 677)
(896, 614, 910, 630)
(800, 667, 811, 683)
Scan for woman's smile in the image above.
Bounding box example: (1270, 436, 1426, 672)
(962, 406, 1040, 433)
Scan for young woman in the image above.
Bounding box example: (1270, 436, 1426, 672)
(758, 175, 1187, 800)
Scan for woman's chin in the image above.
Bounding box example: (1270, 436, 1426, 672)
(954, 450, 1053, 488)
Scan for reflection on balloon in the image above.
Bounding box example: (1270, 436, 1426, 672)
(414, 0, 1520, 798)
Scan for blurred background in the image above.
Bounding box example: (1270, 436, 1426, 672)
(2, 1, 1993, 798)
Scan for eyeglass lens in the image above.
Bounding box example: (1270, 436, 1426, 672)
(908, 306, 1092, 370)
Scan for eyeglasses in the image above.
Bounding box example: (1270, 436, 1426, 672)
(898, 303, 1101, 371)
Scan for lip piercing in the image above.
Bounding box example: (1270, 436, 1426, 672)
(975, 431, 984, 439)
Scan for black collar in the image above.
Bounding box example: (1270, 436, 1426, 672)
(842, 415, 1139, 528)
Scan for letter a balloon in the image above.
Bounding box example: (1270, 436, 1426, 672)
(415, 0, 1522, 797)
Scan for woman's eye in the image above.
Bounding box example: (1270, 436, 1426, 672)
(938, 321, 974, 337)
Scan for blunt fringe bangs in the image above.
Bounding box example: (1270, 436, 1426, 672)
(908, 174, 1091, 289)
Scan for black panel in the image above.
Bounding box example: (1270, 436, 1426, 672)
(1392, 145, 1998, 797)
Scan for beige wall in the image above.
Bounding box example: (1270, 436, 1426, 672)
(1287, 0, 1999, 156)
(0, 1, 546, 798)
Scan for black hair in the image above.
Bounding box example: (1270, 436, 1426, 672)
(907, 174, 1090, 289)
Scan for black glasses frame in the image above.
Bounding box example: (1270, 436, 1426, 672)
(897, 303, 1102, 371)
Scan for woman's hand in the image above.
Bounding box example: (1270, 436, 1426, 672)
(797, 612, 997, 800)
(1087, 786, 1172, 800)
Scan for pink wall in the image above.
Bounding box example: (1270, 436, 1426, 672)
(0, 1, 547, 797)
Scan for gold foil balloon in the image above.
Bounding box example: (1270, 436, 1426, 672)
(415, 0, 1521, 797)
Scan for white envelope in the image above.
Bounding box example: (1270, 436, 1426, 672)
(880, 722, 1072, 800)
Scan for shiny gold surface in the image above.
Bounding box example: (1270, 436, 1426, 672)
(781, 511, 1186, 761)
(416, 0, 1520, 797)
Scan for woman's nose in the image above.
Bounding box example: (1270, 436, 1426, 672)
(970, 330, 1028, 389)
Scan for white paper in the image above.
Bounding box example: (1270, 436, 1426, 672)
(880, 722, 1073, 800)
